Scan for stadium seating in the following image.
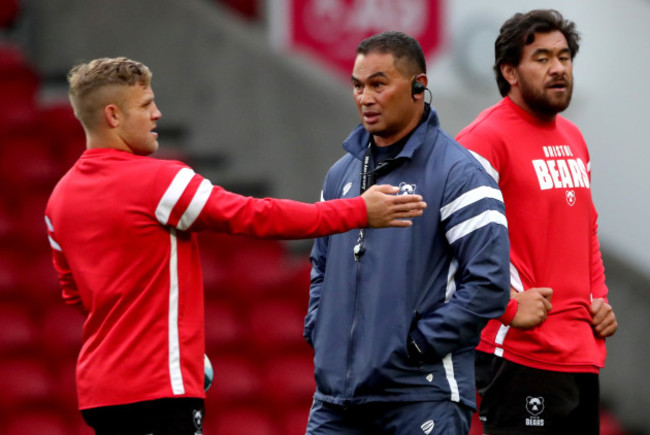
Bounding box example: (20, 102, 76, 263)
(204, 298, 246, 354)
(214, 0, 260, 21)
(4, 409, 69, 435)
(0, 303, 39, 357)
(0, 357, 57, 415)
(205, 405, 278, 435)
(246, 297, 310, 354)
(0, 0, 19, 29)
(0, 44, 39, 131)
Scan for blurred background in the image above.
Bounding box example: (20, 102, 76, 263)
(0, 0, 647, 434)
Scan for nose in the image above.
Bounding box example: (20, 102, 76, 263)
(548, 56, 567, 76)
(357, 87, 374, 106)
(152, 103, 162, 120)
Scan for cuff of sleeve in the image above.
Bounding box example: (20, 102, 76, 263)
(354, 196, 368, 227)
(408, 328, 431, 363)
(498, 298, 518, 326)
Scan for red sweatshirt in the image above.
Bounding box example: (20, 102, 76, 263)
(45, 148, 367, 409)
(456, 97, 608, 373)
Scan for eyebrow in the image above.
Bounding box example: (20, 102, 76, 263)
(351, 71, 388, 83)
(141, 96, 155, 107)
(532, 47, 571, 57)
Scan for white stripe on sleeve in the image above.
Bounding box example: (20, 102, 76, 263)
(445, 258, 458, 302)
(156, 168, 196, 226)
(469, 151, 499, 183)
(177, 179, 212, 231)
(44, 216, 54, 232)
(442, 354, 460, 402)
(445, 210, 508, 245)
(48, 236, 62, 252)
(44, 216, 62, 251)
(510, 263, 524, 292)
(440, 186, 503, 221)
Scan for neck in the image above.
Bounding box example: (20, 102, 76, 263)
(86, 130, 132, 153)
(373, 104, 426, 147)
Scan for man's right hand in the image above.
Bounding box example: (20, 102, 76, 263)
(362, 184, 427, 228)
(510, 287, 553, 329)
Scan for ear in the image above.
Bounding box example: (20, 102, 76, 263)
(104, 104, 121, 128)
(415, 73, 428, 89)
(500, 64, 518, 87)
(412, 73, 428, 101)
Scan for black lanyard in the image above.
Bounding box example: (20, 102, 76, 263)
(360, 143, 402, 194)
(360, 144, 373, 194)
(355, 144, 402, 261)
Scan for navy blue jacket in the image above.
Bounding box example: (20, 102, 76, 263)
(305, 105, 510, 409)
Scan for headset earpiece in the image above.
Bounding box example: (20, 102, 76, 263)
(411, 78, 425, 97)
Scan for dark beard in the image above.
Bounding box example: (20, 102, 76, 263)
(520, 78, 573, 117)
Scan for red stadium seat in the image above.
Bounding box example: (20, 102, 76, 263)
(198, 233, 293, 303)
(280, 405, 311, 435)
(216, 0, 260, 20)
(0, 129, 61, 195)
(0, 0, 19, 28)
(41, 304, 84, 360)
(5, 409, 69, 435)
(260, 353, 315, 409)
(37, 103, 86, 170)
(52, 355, 80, 414)
(599, 407, 630, 435)
(0, 198, 17, 242)
(0, 302, 40, 357)
(204, 299, 245, 353)
(15, 250, 62, 307)
(205, 406, 278, 435)
(469, 392, 483, 434)
(0, 357, 56, 413)
(0, 44, 39, 130)
(205, 354, 261, 406)
(0, 250, 23, 300)
(246, 297, 309, 354)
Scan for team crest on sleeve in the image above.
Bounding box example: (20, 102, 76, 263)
(566, 190, 576, 206)
(343, 182, 352, 196)
(398, 182, 417, 195)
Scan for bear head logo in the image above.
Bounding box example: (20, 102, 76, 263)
(526, 396, 545, 416)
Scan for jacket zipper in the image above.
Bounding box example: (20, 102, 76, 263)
(344, 249, 363, 396)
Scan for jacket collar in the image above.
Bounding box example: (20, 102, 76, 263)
(343, 103, 440, 161)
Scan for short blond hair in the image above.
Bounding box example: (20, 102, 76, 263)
(68, 57, 152, 130)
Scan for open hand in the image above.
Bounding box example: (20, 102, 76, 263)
(362, 184, 427, 228)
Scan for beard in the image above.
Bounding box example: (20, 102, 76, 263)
(519, 75, 573, 117)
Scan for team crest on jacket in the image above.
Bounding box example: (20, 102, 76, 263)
(566, 190, 576, 206)
(398, 182, 416, 195)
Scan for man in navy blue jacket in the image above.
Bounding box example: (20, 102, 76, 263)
(304, 31, 511, 434)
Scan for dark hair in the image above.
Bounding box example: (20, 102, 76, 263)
(494, 9, 581, 96)
(357, 31, 427, 76)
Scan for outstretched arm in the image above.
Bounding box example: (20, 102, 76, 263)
(161, 167, 426, 238)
